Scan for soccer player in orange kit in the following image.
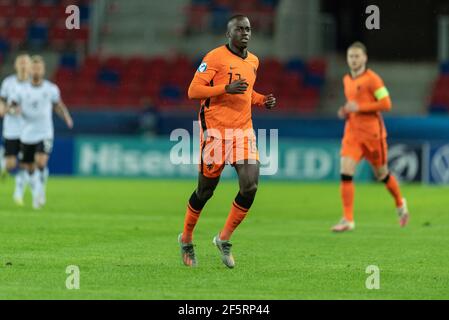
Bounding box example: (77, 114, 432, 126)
(178, 15, 276, 268)
(332, 42, 410, 232)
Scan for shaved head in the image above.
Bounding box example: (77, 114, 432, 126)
(227, 15, 249, 32)
(226, 15, 251, 54)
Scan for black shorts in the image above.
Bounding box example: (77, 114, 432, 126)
(4, 139, 21, 157)
(19, 140, 54, 164)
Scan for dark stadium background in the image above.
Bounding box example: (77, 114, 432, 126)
(0, 0, 448, 183)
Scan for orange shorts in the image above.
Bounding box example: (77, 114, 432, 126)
(341, 133, 388, 167)
(199, 135, 259, 178)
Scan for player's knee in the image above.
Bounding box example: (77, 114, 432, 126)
(5, 158, 17, 171)
(240, 181, 258, 198)
(35, 158, 46, 169)
(379, 172, 390, 183)
(196, 187, 215, 202)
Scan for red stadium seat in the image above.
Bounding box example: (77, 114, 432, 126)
(307, 58, 328, 76)
(0, 17, 8, 30)
(49, 26, 68, 48)
(35, 4, 57, 23)
(65, 94, 91, 108)
(16, 0, 35, 6)
(62, 54, 324, 111)
(260, 58, 283, 74)
(103, 56, 126, 72)
(54, 68, 77, 83)
(0, 4, 14, 19)
(186, 4, 209, 33)
(15, 5, 35, 20)
(431, 88, 449, 105)
(72, 81, 94, 96)
(143, 81, 161, 100)
(70, 26, 89, 45)
(6, 26, 27, 47)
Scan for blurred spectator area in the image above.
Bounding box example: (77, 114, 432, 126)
(185, 0, 279, 36)
(54, 52, 327, 114)
(0, 0, 90, 59)
(429, 60, 449, 114)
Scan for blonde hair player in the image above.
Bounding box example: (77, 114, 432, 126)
(332, 42, 410, 232)
(9, 55, 73, 209)
(0, 54, 31, 203)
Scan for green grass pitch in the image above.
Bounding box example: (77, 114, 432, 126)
(0, 177, 448, 299)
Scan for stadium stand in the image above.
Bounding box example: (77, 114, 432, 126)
(429, 60, 449, 114)
(0, 0, 90, 52)
(54, 52, 327, 113)
(185, 0, 279, 35)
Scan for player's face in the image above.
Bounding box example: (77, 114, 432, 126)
(31, 62, 46, 80)
(347, 48, 367, 72)
(228, 18, 252, 49)
(14, 56, 31, 79)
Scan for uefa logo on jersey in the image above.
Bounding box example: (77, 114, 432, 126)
(197, 62, 207, 73)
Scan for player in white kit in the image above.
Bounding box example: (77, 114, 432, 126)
(0, 54, 31, 205)
(10, 55, 73, 209)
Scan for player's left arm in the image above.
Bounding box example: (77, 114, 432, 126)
(51, 85, 73, 129)
(358, 74, 392, 112)
(0, 97, 7, 117)
(252, 90, 276, 109)
(53, 100, 73, 129)
(0, 80, 8, 117)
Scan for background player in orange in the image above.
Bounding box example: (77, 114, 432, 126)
(332, 42, 410, 232)
(178, 15, 276, 268)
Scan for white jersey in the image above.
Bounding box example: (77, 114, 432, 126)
(0, 75, 28, 139)
(11, 79, 61, 144)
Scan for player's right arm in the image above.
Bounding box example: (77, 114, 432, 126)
(188, 53, 225, 99)
(0, 79, 8, 117)
(3, 86, 22, 117)
(188, 53, 248, 99)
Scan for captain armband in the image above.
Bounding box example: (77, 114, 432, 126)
(374, 87, 389, 100)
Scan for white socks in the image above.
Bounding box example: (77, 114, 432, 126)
(13, 167, 49, 208)
(38, 167, 49, 203)
(14, 169, 26, 200)
(25, 170, 42, 209)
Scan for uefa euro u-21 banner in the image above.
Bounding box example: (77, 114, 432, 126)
(74, 134, 373, 181)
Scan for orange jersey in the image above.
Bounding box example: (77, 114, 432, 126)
(343, 69, 392, 140)
(188, 45, 265, 139)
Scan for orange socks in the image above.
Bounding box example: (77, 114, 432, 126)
(181, 204, 201, 243)
(383, 174, 403, 207)
(181, 191, 207, 243)
(338, 173, 403, 223)
(220, 192, 254, 241)
(220, 201, 248, 240)
(341, 175, 355, 222)
(182, 190, 255, 243)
